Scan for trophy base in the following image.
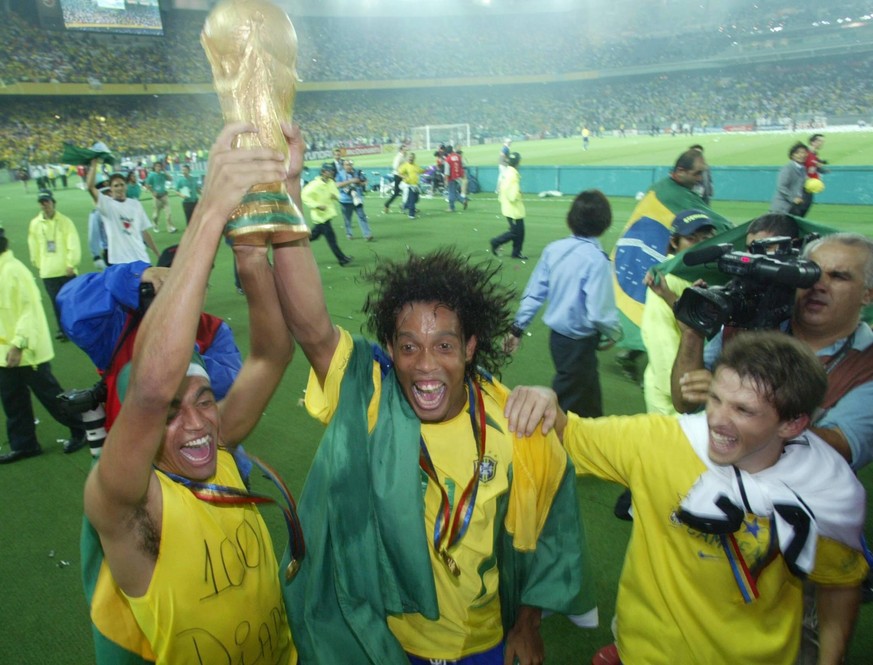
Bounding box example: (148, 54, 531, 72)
(225, 190, 310, 247)
(226, 222, 311, 247)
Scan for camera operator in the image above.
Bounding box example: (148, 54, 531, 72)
(671, 232, 873, 471)
(56, 255, 242, 455)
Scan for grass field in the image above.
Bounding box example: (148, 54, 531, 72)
(342, 130, 873, 168)
(1, 132, 871, 664)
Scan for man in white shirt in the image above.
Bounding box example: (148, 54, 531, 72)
(87, 162, 158, 265)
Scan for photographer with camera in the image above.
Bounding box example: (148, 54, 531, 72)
(57, 257, 242, 456)
(671, 232, 873, 471)
(0, 226, 86, 464)
(336, 159, 374, 241)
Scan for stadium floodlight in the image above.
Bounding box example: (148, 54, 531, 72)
(410, 124, 471, 151)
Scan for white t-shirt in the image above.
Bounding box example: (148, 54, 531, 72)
(392, 151, 406, 175)
(97, 192, 152, 265)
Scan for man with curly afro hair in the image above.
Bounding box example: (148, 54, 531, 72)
(272, 138, 593, 664)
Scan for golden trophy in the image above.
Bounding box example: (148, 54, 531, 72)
(201, 0, 309, 245)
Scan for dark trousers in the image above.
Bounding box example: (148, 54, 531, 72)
(0, 362, 84, 452)
(404, 187, 420, 217)
(309, 220, 347, 262)
(447, 179, 465, 210)
(549, 330, 603, 418)
(795, 190, 814, 218)
(384, 175, 403, 208)
(491, 218, 525, 257)
(43, 275, 75, 332)
(183, 200, 198, 225)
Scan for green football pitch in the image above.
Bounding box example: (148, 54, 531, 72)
(0, 131, 871, 664)
(343, 130, 873, 168)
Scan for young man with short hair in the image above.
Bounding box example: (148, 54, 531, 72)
(87, 162, 158, 266)
(507, 331, 868, 665)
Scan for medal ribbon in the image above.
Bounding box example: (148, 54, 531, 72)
(157, 453, 305, 573)
(418, 378, 486, 574)
(719, 533, 760, 603)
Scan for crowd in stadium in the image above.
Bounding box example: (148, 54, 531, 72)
(1, 1, 871, 85)
(2, 54, 871, 167)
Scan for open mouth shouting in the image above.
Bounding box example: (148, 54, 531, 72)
(180, 434, 215, 465)
(412, 380, 447, 412)
(708, 429, 737, 459)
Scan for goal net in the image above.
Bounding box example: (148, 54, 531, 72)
(410, 124, 471, 151)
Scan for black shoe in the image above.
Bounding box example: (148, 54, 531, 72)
(55, 331, 68, 342)
(463, 199, 469, 210)
(0, 447, 43, 464)
(511, 253, 528, 260)
(339, 256, 353, 266)
(489, 240, 500, 256)
(62, 437, 87, 455)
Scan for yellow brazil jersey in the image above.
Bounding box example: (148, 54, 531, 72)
(306, 328, 513, 660)
(563, 413, 867, 665)
(124, 450, 296, 665)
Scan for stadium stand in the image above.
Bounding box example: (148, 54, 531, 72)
(0, 0, 871, 166)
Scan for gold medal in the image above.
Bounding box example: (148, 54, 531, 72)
(285, 559, 300, 582)
(440, 549, 461, 577)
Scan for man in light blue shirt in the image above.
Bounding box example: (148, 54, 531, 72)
(508, 190, 622, 417)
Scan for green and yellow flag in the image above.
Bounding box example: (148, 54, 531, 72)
(611, 177, 732, 351)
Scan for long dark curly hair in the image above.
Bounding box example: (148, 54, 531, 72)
(362, 247, 516, 378)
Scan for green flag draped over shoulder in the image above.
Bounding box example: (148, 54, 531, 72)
(611, 177, 733, 352)
(282, 336, 438, 665)
(283, 336, 594, 664)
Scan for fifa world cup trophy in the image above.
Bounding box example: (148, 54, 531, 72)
(201, 0, 309, 245)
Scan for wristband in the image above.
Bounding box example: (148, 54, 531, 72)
(509, 323, 524, 338)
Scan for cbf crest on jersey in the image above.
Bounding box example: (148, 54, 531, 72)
(477, 456, 497, 483)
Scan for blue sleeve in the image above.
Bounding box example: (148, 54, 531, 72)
(58, 262, 150, 369)
(585, 255, 621, 338)
(514, 255, 550, 330)
(703, 330, 724, 370)
(87, 210, 106, 257)
(817, 381, 873, 471)
(200, 321, 243, 401)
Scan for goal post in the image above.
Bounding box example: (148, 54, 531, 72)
(410, 124, 471, 151)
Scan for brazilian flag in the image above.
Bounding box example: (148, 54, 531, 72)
(81, 517, 155, 664)
(611, 177, 732, 351)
